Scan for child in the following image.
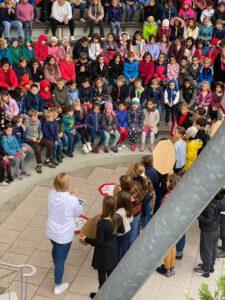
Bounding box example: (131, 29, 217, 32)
(156, 173, 180, 277)
(52, 78, 70, 112)
(198, 17, 213, 45)
(128, 97, 144, 151)
(194, 39, 207, 64)
(30, 59, 43, 83)
(1, 124, 29, 180)
(58, 36, 73, 61)
(118, 31, 130, 58)
(62, 106, 81, 157)
(102, 33, 118, 65)
(190, 55, 201, 85)
(88, 0, 105, 39)
(199, 57, 214, 84)
(88, 33, 103, 62)
(157, 18, 171, 40)
(200, 0, 214, 22)
(178, 0, 195, 22)
(195, 81, 213, 113)
(41, 110, 61, 166)
(130, 78, 145, 103)
(93, 77, 110, 107)
(153, 53, 167, 84)
(16, 0, 34, 37)
(48, 36, 60, 63)
(178, 56, 192, 86)
(8, 38, 20, 66)
(146, 79, 164, 119)
(108, 53, 124, 85)
(85, 103, 105, 153)
(116, 191, 133, 260)
(167, 55, 180, 80)
(25, 109, 55, 173)
(73, 37, 89, 60)
(108, 0, 122, 38)
(59, 55, 76, 83)
(101, 101, 120, 153)
(164, 79, 180, 124)
(44, 55, 61, 85)
(130, 31, 146, 62)
(179, 79, 196, 107)
(39, 79, 51, 110)
(123, 52, 139, 86)
(76, 53, 92, 86)
(209, 82, 224, 121)
(24, 83, 43, 114)
(93, 54, 109, 83)
(20, 36, 35, 62)
(141, 99, 159, 152)
(111, 75, 129, 108)
(195, 117, 208, 153)
(212, 19, 225, 40)
(205, 38, 220, 64)
(15, 57, 32, 83)
(158, 34, 171, 55)
(74, 102, 92, 154)
(0, 146, 13, 185)
(34, 34, 49, 65)
(145, 35, 160, 62)
(115, 102, 128, 150)
(173, 126, 186, 173)
(176, 102, 193, 130)
(138, 53, 154, 86)
(68, 80, 80, 105)
(0, 39, 12, 65)
(80, 196, 124, 299)
(1, 90, 19, 121)
(142, 16, 158, 41)
(79, 78, 94, 114)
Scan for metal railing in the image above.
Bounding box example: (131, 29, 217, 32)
(0, 262, 36, 300)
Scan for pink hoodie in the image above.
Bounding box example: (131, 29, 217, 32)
(178, 0, 195, 22)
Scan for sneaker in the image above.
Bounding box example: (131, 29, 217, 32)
(67, 152, 73, 158)
(0, 181, 9, 186)
(57, 156, 63, 163)
(118, 143, 123, 151)
(104, 146, 109, 153)
(170, 268, 175, 276)
(54, 282, 69, 295)
(156, 265, 167, 275)
(82, 144, 89, 154)
(86, 142, 92, 152)
(111, 146, 118, 153)
(21, 171, 31, 177)
(14, 175, 23, 180)
(140, 143, 145, 152)
(62, 149, 70, 156)
(122, 142, 126, 149)
(164, 269, 173, 277)
(90, 293, 97, 299)
(70, 36, 75, 41)
(44, 161, 56, 168)
(198, 264, 214, 273)
(80, 18, 86, 22)
(52, 160, 59, 166)
(130, 143, 136, 152)
(36, 166, 42, 174)
(193, 267, 210, 278)
(216, 250, 225, 259)
(176, 255, 183, 260)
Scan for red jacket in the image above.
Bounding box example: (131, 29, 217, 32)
(206, 47, 220, 64)
(139, 60, 154, 84)
(34, 34, 49, 63)
(59, 59, 76, 82)
(0, 67, 18, 90)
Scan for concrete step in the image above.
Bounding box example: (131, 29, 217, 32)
(0, 292, 19, 300)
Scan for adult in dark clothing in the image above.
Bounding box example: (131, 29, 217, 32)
(214, 45, 225, 83)
(80, 196, 124, 299)
(216, 189, 225, 259)
(72, 37, 89, 60)
(194, 196, 225, 278)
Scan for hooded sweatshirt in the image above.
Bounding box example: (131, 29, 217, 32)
(164, 79, 180, 105)
(178, 0, 195, 22)
(34, 34, 49, 63)
(8, 44, 20, 66)
(59, 59, 76, 82)
(46, 190, 83, 244)
(20, 36, 35, 62)
(39, 80, 52, 109)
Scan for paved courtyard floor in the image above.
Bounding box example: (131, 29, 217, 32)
(0, 163, 223, 300)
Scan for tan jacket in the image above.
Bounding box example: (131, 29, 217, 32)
(143, 108, 160, 134)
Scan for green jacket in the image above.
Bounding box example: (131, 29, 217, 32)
(8, 45, 21, 66)
(142, 23, 158, 41)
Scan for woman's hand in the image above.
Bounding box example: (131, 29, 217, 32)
(79, 233, 86, 241)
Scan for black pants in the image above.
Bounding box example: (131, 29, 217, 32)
(89, 20, 104, 38)
(50, 18, 75, 36)
(220, 214, 225, 251)
(165, 104, 178, 124)
(77, 127, 90, 144)
(200, 230, 219, 272)
(98, 269, 113, 288)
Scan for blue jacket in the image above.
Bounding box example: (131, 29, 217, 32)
(85, 111, 102, 132)
(162, 6, 177, 20)
(212, 28, 225, 40)
(199, 67, 214, 84)
(24, 92, 43, 113)
(124, 61, 139, 80)
(0, 48, 12, 65)
(108, 6, 122, 22)
(115, 109, 128, 128)
(13, 125, 26, 147)
(1, 135, 21, 155)
(41, 119, 58, 142)
(145, 166, 158, 189)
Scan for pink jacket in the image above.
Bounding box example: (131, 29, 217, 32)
(16, 3, 34, 22)
(167, 63, 180, 80)
(178, 0, 195, 22)
(3, 98, 19, 119)
(48, 46, 60, 63)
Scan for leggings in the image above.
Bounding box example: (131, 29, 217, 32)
(141, 131, 155, 145)
(77, 127, 90, 145)
(98, 269, 114, 288)
(164, 246, 176, 270)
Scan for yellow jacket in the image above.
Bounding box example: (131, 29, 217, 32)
(184, 139, 203, 171)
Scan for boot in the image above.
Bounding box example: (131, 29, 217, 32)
(92, 144, 97, 153)
(6, 173, 14, 183)
(95, 145, 100, 153)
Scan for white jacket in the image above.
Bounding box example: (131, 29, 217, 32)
(88, 42, 103, 61)
(46, 190, 83, 244)
(51, 1, 72, 23)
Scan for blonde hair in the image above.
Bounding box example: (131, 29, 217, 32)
(45, 110, 54, 119)
(28, 109, 38, 117)
(53, 173, 69, 192)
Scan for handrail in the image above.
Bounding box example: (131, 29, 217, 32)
(0, 262, 36, 277)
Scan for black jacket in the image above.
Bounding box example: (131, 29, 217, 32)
(111, 84, 129, 104)
(73, 39, 89, 60)
(108, 60, 124, 81)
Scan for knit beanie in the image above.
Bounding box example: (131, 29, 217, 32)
(162, 19, 170, 27)
(50, 36, 58, 43)
(24, 36, 32, 43)
(10, 37, 18, 44)
(105, 102, 113, 110)
(132, 98, 140, 106)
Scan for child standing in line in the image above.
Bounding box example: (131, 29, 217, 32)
(141, 99, 159, 153)
(116, 102, 128, 150)
(101, 102, 120, 153)
(156, 174, 180, 277)
(167, 55, 180, 80)
(173, 126, 187, 174)
(195, 81, 213, 113)
(128, 98, 144, 152)
(164, 79, 180, 125)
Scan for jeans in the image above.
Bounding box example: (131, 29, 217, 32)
(104, 130, 120, 147)
(109, 21, 121, 37)
(88, 129, 105, 145)
(176, 235, 186, 256)
(22, 21, 32, 37)
(2, 20, 23, 39)
(66, 132, 81, 154)
(71, 2, 86, 19)
(53, 142, 62, 159)
(125, 3, 137, 21)
(9, 153, 25, 177)
(50, 240, 72, 285)
(130, 213, 141, 245)
(141, 196, 151, 228)
(89, 20, 104, 38)
(117, 231, 131, 261)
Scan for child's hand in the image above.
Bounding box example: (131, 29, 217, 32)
(79, 233, 86, 241)
(22, 146, 27, 153)
(32, 137, 38, 142)
(109, 130, 114, 134)
(70, 188, 78, 196)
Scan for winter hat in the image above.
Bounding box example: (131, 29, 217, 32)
(10, 37, 18, 44)
(104, 102, 113, 110)
(186, 126, 198, 138)
(50, 36, 58, 43)
(24, 36, 32, 43)
(162, 19, 170, 27)
(210, 38, 220, 46)
(132, 98, 140, 106)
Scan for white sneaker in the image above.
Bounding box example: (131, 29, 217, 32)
(70, 36, 75, 41)
(82, 144, 89, 154)
(0, 181, 9, 186)
(54, 283, 69, 295)
(86, 142, 92, 152)
(122, 143, 126, 149)
(80, 18, 86, 22)
(118, 144, 123, 151)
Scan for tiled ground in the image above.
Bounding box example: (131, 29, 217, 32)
(0, 163, 223, 300)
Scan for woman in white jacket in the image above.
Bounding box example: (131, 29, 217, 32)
(46, 172, 83, 295)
